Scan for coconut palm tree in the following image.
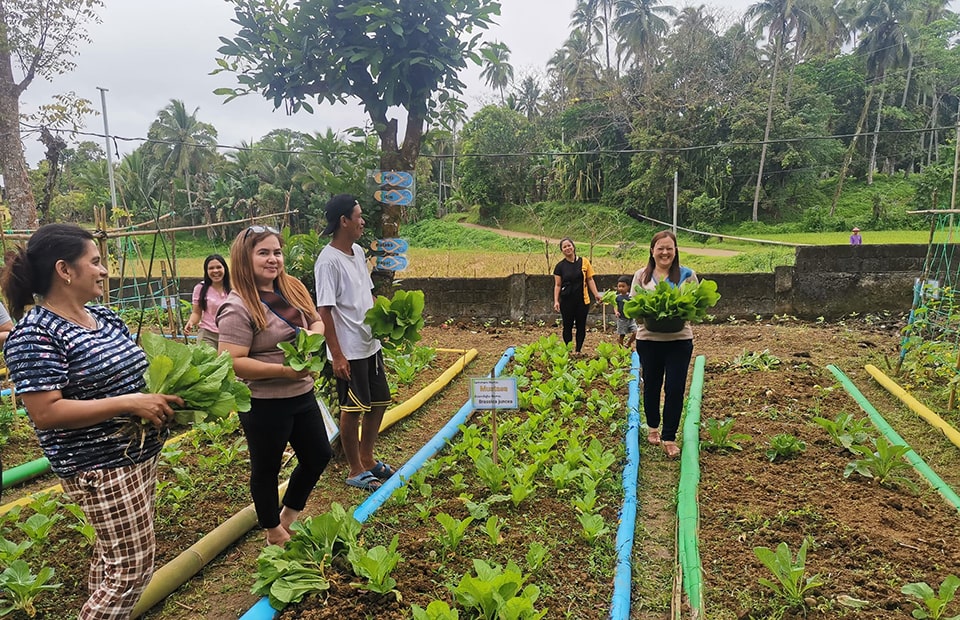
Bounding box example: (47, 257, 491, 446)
(613, 0, 677, 72)
(830, 0, 914, 210)
(146, 99, 218, 218)
(513, 75, 544, 121)
(583, 0, 617, 72)
(479, 41, 514, 104)
(746, 0, 804, 222)
(860, 0, 915, 184)
(548, 29, 602, 101)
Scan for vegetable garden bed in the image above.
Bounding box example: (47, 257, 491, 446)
(6, 320, 952, 619)
(256, 336, 635, 619)
(697, 332, 960, 618)
(0, 346, 460, 618)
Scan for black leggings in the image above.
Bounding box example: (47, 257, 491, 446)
(636, 339, 694, 442)
(239, 391, 332, 528)
(559, 299, 590, 352)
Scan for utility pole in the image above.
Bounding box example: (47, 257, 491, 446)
(673, 170, 678, 236)
(97, 87, 119, 221)
(950, 99, 960, 244)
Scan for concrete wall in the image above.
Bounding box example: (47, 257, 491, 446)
(396, 244, 937, 323)
(129, 243, 944, 323)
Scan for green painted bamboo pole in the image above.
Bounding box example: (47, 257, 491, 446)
(1, 457, 51, 489)
(827, 365, 960, 512)
(678, 355, 706, 614)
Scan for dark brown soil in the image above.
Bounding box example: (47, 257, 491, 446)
(3, 318, 960, 619)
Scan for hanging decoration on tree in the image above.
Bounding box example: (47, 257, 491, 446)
(368, 170, 415, 272)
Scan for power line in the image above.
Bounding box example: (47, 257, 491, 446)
(19, 120, 960, 160)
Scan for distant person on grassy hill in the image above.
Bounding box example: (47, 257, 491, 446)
(630, 230, 697, 460)
(1, 223, 183, 618)
(315, 194, 395, 493)
(217, 225, 331, 547)
(185, 254, 231, 348)
(850, 227, 862, 245)
(553, 237, 600, 356)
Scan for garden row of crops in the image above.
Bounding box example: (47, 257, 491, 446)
(696, 345, 960, 619)
(246, 335, 635, 619)
(4, 318, 960, 618)
(0, 341, 446, 618)
(240, 326, 960, 619)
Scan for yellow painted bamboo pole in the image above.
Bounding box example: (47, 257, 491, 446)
(379, 348, 477, 431)
(865, 364, 960, 448)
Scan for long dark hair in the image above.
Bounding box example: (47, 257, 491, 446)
(228, 228, 316, 331)
(198, 254, 231, 312)
(642, 230, 681, 285)
(1, 224, 95, 319)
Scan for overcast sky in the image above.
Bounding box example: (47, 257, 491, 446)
(21, 0, 756, 166)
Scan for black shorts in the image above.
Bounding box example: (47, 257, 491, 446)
(337, 350, 391, 414)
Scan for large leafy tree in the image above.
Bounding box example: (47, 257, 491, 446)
(217, 0, 500, 248)
(216, 0, 500, 241)
(0, 0, 101, 229)
(458, 105, 540, 222)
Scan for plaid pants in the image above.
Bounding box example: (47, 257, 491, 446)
(61, 456, 159, 620)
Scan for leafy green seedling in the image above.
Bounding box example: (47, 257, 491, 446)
(435, 513, 474, 553)
(347, 535, 403, 596)
(813, 412, 873, 452)
(412, 600, 461, 620)
(484, 516, 504, 546)
(578, 512, 610, 544)
(754, 538, 824, 607)
(702, 418, 751, 451)
(453, 559, 546, 620)
(731, 349, 782, 372)
(62, 503, 95, 547)
(548, 462, 582, 491)
(0, 539, 33, 564)
(901, 574, 960, 619)
(0, 560, 61, 618)
(17, 513, 62, 544)
(526, 542, 550, 572)
(765, 434, 806, 462)
(844, 437, 919, 492)
(287, 503, 361, 563)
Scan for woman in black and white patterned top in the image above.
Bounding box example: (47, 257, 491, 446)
(1, 223, 182, 620)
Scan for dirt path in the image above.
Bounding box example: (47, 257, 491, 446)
(458, 222, 741, 257)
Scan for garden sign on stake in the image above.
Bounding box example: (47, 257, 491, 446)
(470, 370, 518, 465)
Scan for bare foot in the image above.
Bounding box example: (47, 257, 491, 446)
(265, 525, 290, 547)
(279, 506, 300, 536)
(647, 428, 661, 445)
(662, 441, 680, 459)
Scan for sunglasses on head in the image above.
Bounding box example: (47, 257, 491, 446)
(243, 225, 279, 240)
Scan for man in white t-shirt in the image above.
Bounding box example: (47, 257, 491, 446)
(314, 194, 394, 492)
